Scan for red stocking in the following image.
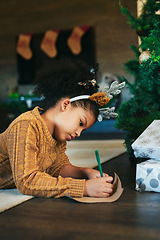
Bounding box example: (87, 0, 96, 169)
(67, 26, 90, 55)
(16, 33, 32, 60)
(40, 30, 60, 58)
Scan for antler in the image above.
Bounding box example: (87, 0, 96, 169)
(96, 81, 125, 121)
(104, 81, 126, 99)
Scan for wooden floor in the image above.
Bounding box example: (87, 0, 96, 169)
(0, 153, 160, 240)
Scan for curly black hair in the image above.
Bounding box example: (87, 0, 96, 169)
(34, 58, 100, 119)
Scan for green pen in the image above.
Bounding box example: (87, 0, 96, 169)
(95, 150, 103, 177)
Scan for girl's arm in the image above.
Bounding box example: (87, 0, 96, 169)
(7, 121, 85, 198)
(61, 164, 113, 197)
(60, 164, 109, 179)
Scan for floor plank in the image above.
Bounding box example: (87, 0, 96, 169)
(0, 153, 160, 240)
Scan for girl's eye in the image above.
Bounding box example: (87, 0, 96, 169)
(80, 120, 83, 126)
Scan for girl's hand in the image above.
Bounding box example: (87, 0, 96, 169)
(83, 176, 113, 198)
(84, 168, 109, 179)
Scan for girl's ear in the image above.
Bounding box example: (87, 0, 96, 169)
(61, 98, 71, 112)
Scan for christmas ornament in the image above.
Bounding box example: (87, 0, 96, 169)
(139, 50, 151, 64)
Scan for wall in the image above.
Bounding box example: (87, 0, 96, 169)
(0, 0, 137, 100)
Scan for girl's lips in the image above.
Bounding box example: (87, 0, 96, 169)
(68, 135, 75, 141)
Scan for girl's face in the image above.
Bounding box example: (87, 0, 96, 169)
(53, 105, 96, 142)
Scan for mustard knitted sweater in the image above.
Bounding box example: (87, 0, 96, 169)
(0, 107, 85, 198)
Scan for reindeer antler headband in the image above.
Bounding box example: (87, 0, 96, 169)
(70, 80, 125, 122)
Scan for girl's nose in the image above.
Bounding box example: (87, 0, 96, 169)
(75, 130, 81, 137)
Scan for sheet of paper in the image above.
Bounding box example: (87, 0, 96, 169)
(66, 173, 124, 203)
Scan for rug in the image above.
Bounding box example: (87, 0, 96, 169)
(66, 139, 125, 168)
(0, 189, 33, 213)
(0, 140, 125, 213)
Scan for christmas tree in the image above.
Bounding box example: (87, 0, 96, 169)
(115, 0, 160, 160)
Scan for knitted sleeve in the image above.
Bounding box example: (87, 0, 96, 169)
(6, 121, 85, 198)
(46, 141, 71, 178)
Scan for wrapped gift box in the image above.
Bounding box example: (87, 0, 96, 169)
(132, 120, 160, 192)
(132, 120, 160, 159)
(136, 159, 160, 192)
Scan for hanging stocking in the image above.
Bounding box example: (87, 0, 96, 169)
(67, 26, 90, 55)
(16, 33, 33, 60)
(40, 30, 60, 58)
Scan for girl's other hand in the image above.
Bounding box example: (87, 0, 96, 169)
(84, 168, 109, 179)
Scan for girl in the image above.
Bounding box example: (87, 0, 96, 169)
(0, 58, 114, 198)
